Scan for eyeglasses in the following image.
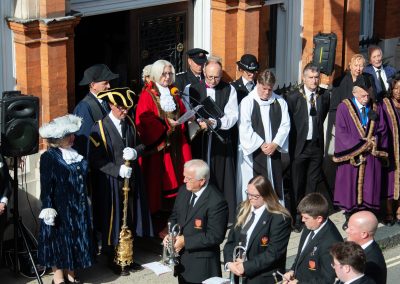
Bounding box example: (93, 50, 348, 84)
(205, 75, 221, 81)
(184, 176, 204, 182)
(245, 190, 261, 200)
(117, 106, 128, 112)
(162, 72, 174, 77)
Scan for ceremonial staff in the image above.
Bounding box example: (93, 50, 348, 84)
(114, 158, 134, 270)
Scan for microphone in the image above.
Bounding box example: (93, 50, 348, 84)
(170, 87, 180, 96)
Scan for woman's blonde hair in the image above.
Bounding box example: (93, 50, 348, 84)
(235, 175, 291, 228)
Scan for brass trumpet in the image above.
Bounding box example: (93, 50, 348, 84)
(230, 242, 247, 284)
(162, 222, 181, 266)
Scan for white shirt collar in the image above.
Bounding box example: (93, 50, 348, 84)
(344, 274, 365, 284)
(353, 97, 366, 111)
(313, 218, 328, 236)
(192, 182, 208, 204)
(361, 239, 374, 250)
(304, 86, 317, 97)
(251, 204, 266, 216)
(372, 65, 383, 72)
(109, 111, 123, 136)
(241, 76, 253, 86)
(251, 89, 278, 106)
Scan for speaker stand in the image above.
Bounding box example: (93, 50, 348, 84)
(12, 157, 43, 284)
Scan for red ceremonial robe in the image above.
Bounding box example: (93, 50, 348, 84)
(136, 82, 192, 213)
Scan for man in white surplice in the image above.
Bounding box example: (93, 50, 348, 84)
(237, 70, 290, 204)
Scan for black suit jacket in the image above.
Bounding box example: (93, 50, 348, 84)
(364, 241, 386, 284)
(223, 210, 291, 284)
(286, 86, 330, 159)
(169, 183, 229, 283)
(231, 77, 251, 105)
(292, 219, 343, 284)
(342, 275, 376, 284)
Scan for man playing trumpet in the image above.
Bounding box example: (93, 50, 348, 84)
(164, 159, 228, 284)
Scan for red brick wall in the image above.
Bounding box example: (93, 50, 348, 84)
(374, 0, 400, 39)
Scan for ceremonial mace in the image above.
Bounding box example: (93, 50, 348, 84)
(114, 159, 134, 271)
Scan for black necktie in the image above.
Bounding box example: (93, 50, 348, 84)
(120, 119, 127, 145)
(302, 230, 315, 252)
(239, 212, 256, 245)
(309, 93, 317, 116)
(186, 193, 197, 220)
(377, 69, 387, 92)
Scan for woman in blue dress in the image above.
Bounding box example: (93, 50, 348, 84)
(38, 114, 93, 284)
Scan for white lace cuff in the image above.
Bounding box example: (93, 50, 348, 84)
(39, 208, 58, 226)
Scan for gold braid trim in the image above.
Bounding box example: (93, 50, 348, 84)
(357, 162, 366, 205)
(383, 98, 400, 200)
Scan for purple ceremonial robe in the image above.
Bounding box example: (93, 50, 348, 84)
(333, 99, 388, 211)
(382, 98, 400, 200)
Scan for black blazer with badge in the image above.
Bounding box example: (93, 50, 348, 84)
(292, 218, 343, 284)
(224, 210, 291, 284)
(364, 241, 386, 284)
(285, 86, 330, 159)
(169, 183, 229, 283)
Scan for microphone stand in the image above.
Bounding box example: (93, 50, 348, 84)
(179, 90, 226, 144)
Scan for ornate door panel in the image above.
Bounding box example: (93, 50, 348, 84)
(129, 3, 188, 91)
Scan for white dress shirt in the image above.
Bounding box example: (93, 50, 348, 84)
(304, 87, 317, 140)
(373, 65, 389, 91)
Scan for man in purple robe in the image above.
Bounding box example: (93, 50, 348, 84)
(333, 74, 388, 230)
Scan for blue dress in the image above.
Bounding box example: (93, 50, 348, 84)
(38, 147, 93, 270)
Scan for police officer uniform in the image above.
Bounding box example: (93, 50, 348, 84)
(231, 54, 259, 104)
(175, 48, 209, 93)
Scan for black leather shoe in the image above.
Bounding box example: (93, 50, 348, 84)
(128, 262, 144, 272)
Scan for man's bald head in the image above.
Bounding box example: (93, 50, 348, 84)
(346, 211, 378, 245)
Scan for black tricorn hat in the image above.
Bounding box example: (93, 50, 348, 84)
(79, 64, 119, 86)
(97, 87, 135, 109)
(353, 73, 373, 92)
(187, 48, 209, 65)
(237, 54, 259, 72)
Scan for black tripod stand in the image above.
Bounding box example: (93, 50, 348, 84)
(11, 157, 43, 284)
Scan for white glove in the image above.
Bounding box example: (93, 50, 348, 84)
(38, 208, 57, 226)
(123, 147, 137, 161)
(119, 164, 132, 178)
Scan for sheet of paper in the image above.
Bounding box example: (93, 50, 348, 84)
(176, 105, 203, 124)
(142, 261, 172, 276)
(202, 276, 230, 284)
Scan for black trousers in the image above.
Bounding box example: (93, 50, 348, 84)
(178, 275, 202, 284)
(290, 140, 323, 218)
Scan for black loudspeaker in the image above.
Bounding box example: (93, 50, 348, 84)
(1, 91, 39, 157)
(312, 32, 337, 76)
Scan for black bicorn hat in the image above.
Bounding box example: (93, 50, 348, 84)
(353, 73, 374, 92)
(187, 48, 209, 65)
(237, 54, 260, 72)
(79, 64, 119, 86)
(97, 87, 135, 109)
